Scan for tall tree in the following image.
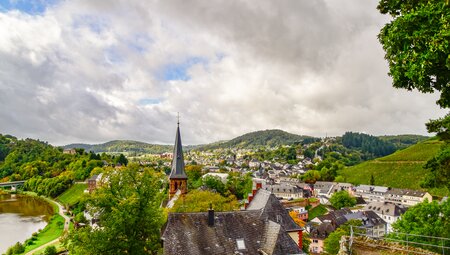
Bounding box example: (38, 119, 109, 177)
(329, 190, 356, 210)
(378, 0, 450, 108)
(64, 164, 165, 255)
(378, 0, 450, 192)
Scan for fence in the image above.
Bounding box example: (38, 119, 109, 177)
(349, 225, 450, 255)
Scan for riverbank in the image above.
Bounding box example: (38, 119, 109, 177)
(1, 190, 70, 255)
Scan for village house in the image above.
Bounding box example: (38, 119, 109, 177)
(291, 207, 308, 221)
(263, 183, 304, 200)
(363, 202, 407, 232)
(309, 222, 335, 254)
(339, 210, 387, 238)
(86, 173, 103, 193)
(63, 148, 77, 155)
(354, 185, 389, 203)
(384, 188, 432, 207)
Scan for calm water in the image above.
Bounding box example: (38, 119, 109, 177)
(0, 194, 53, 253)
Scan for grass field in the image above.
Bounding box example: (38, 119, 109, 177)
(340, 139, 448, 197)
(57, 183, 87, 206)
(20, 215, 65, 254)
(308, 204, 328, 220)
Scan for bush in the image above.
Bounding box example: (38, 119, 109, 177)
(6, 242, 25, 255)
(44, 245, 57, 255)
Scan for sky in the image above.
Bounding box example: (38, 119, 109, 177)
(0, 0, 446, 146)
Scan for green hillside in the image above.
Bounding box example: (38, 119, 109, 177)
(340, 139, 448, 196)
(196, 129, 314, 150)
(57, 183, 87, 206)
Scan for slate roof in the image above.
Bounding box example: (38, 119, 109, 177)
(263, 183, 303, 195)
(162, 210, 302, 255)
(247, 189, 302, 232)
(169, 124, 187, 179)
(364, 202, 407, 217)
(385, 188, 427, 197)
(309, 222, 335, 240)
(316, 208, 352, 225)
(339, 210, 387, 228)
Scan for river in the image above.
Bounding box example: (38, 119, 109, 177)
(0, 193, 53, 253)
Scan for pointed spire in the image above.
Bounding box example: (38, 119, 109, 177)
(169, 120, 187, 179)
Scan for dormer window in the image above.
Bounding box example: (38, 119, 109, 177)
(236, 239, 246, 250)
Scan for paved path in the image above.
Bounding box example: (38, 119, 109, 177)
(25, 199, 71, 255)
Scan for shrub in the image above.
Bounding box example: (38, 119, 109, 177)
(44, 245, 57, 255)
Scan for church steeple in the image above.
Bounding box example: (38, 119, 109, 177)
(169, 119, 188, 199)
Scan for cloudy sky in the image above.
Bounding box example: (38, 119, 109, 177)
(0, 0, 446, 145)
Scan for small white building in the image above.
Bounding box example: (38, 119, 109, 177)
(202, 172, 229, 183)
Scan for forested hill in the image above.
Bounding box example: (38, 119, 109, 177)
(195, 129, 316, 150)
(63, 140, 173, 154)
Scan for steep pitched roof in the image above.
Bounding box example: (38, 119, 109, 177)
(309, 222, 335, 240)
(364, 202, 407, 217)
(162, 211, 302, 255)
(169, 124, 187, 179)
(316, 208, 352, 225)
(338, 210, 387, 228)
(247, 189, 302, 232)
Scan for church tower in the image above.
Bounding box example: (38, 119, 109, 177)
(168, 121, 188, 199)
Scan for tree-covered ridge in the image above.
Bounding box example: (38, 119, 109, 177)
(196, 129, 314, 150)
(378, 134, 429, 149)
(0, 134, 127, 198)
(63, 140, 173, 155)
(342, 132, 397, 158)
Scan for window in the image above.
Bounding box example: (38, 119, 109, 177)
(313, 240, 319, 243)
(236, 239, 246, 250)
(276, 215, 282, 223)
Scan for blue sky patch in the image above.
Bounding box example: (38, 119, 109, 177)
(160, 57, 208, 81)
(0, 0, 58, 14)
(138, 98, 161, 105)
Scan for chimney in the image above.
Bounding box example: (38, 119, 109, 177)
(298, 229, 303, 251)
(248, 194, 253, 203)
(256, 182, 262, 190)
(208, 204, 214, 227)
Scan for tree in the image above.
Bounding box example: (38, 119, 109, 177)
(378, 1, 450, 108)
(378, 0, 450, 191)
(329, 190, 356, 209)
(202, 175, 226, 195)
(391, 199, 450, 252)
(324, 228, 346, 255)
(185, 165, 203, 190)
(171, 190, 239, 213)
(302, 170, 320, 184)
(370, 174, 375, 185)
(226, 172, 252, 199)
(324, 220, 362, 255)
(115, 154, 128, 166)
(64, 164, 165, 255)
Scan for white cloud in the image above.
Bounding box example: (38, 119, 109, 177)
(0, 0, 446, 146)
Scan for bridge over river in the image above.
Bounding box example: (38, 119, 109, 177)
(0, 181, 26, 190)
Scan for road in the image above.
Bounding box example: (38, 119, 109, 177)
(25, 199, 71, 255)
